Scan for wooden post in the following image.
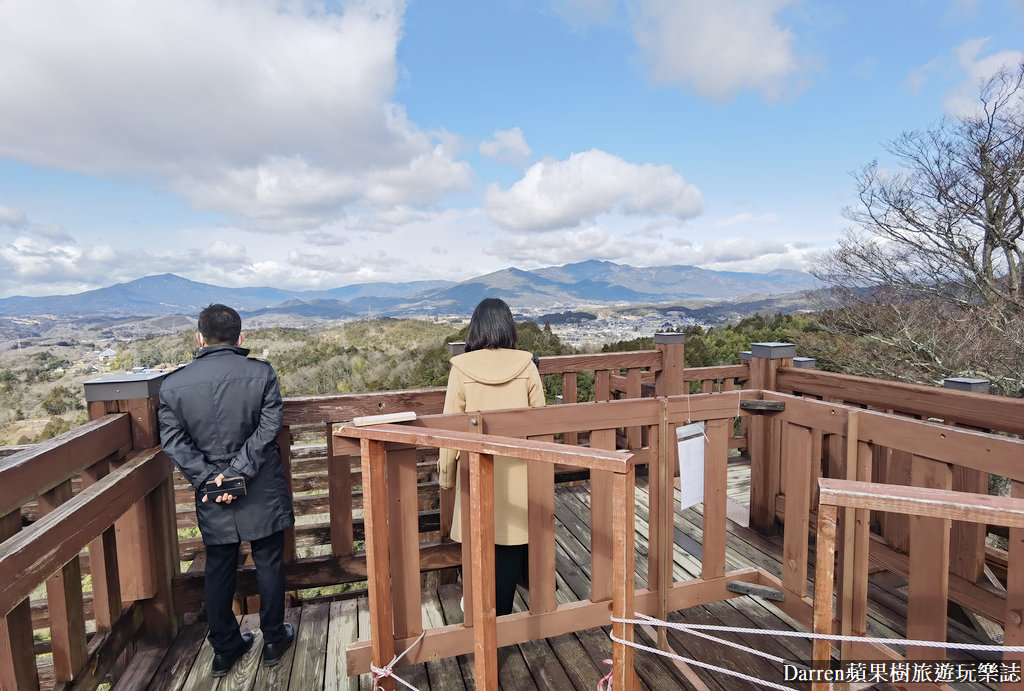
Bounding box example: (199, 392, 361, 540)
(611, 469, 638, 691)
(781, 423, 812, 598)
(747, 343, 794, 534)
(327, 423, 354, 556)
(590, 429, 616, 603)
(528, 437, 557, 614)
(361, 439, 396, 691)
(82, 458, 122, 631)
(907, 455, 952, 661)
(83, 372, 179, 644)
(562, 372, 578, 446)
(0, 510, 38, 691)
(467, 451, 498, 689)
(702, 418, 730, 581)
(388, 448, 422, 639)
(812, 502, 838, 684)
(1005, 481, 1024, 671)
(943, 377, 989, 583)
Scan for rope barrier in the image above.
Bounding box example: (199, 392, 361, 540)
(597, 658, 613, 690)
(371, 630, 426, 691)
(613, 613, 1024, 653)
(608, 611, 1024, 690)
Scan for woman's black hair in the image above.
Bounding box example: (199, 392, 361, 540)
(464, 298, 518, 352)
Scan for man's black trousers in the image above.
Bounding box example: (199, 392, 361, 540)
(205, 530, 289, 656)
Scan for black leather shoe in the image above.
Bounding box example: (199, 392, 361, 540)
(211, 632, 254, 677)
(262, 622, 295, 667)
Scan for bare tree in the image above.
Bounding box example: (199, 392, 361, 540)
(818, 62, 1024, 309)
(813, 61, 1024, 395)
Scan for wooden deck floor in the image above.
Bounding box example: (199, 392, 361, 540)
(113, 462, 1001, 690)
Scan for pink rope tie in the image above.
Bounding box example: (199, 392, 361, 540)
(370, 631, 425, 691)
(598, 658, 613, 690)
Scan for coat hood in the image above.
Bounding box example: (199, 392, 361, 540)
(450, 349, 535, 385)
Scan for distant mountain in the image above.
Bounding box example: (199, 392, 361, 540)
(0, 262, 819, 321)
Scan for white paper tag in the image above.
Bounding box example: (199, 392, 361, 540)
(676, 422, 705, 510)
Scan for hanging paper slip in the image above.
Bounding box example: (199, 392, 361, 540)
(676, 421, 705, 510)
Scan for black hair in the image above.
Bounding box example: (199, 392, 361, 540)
(464, 298, 517, 352)
(197, 303, 242, 345)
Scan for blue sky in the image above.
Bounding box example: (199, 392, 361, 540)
(0, 0, 1022, 297)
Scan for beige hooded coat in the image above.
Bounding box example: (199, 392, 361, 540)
(438, 348, 545, 544)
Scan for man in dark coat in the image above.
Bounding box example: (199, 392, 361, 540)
(158, 304, 295, 677)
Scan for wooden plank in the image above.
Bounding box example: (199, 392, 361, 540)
(702, 418, 730, 581)
(781, 423, 811, 597)
(0, 413, 132, 517)
(144, 620, 207, 691)
(625, 368, 642, 449)
(562, 372, 579, 445)
(279, 427, 296, 565)
(359, 439, 395, 690)
(850, 440, 873, 645)
(812, 504, 838, 686)
(326, 599, 359, 691)
(589, 429, 615, 603)
(776, 367, 1024, 434)
(284, 388, 447, 426)
(421, 589, 467, 691)
(536, 350, 662, 375)
(950, 453, 987, 582)
(527, 436, 557, 614)
(337, 422, 633, 474)
(288, 602, 329, 691)
(0, 510, 38, 691)
(459, 453, 473, 623)
(906, 456, 952, 661)
(39, 480, 88, 683)
(328, 422, 355, 557)
(82, 458, 122, 632)
(467, 451, 498, 690)
(250, 607, 300, 689)
(387, 448, 422, 639)
(612, 470, 638, 691)
(595, 370, 612, 402)
(1004, 481, 1024, 672)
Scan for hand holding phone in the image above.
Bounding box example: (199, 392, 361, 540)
(203, 475, 246, 502)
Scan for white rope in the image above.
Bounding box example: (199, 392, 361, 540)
(614, 613, 1024, 653)
(370, 630, 426, 691)
(608, 631, 798, 691)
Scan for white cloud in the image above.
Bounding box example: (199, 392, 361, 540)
(629, 0, 803, 102)
(483, 149, 702, 232)
(0, 0, 470, 230)
(479, 127, 532, 165)
(486, 227, 624, 264)
(942, 39, 1024, 117)
(0, 205, 27, 229)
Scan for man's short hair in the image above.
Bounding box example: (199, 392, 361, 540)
(198, 304, 242, 345)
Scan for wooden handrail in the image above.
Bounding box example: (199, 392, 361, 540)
(0, 414, 132, 517)
(818, 478, 1024, 526)
(336, 422, 633, 472)
(777, 367, 1024, 435)
(0, 447, 169, 618)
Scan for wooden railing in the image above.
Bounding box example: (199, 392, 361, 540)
(812, 477, 1024, 690)
(6, 336, 1024, 689)
(0, 414, 177, 691)
(336, 422, 638, 690)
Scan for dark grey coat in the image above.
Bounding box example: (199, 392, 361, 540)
(158, 345, 294, 546)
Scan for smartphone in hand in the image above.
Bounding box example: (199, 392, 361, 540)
(203, 476, 246, 499)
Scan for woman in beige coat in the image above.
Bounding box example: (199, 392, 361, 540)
(438, 298, 545, 615)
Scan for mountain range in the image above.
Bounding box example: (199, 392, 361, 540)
(0, 260, 819, 320)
